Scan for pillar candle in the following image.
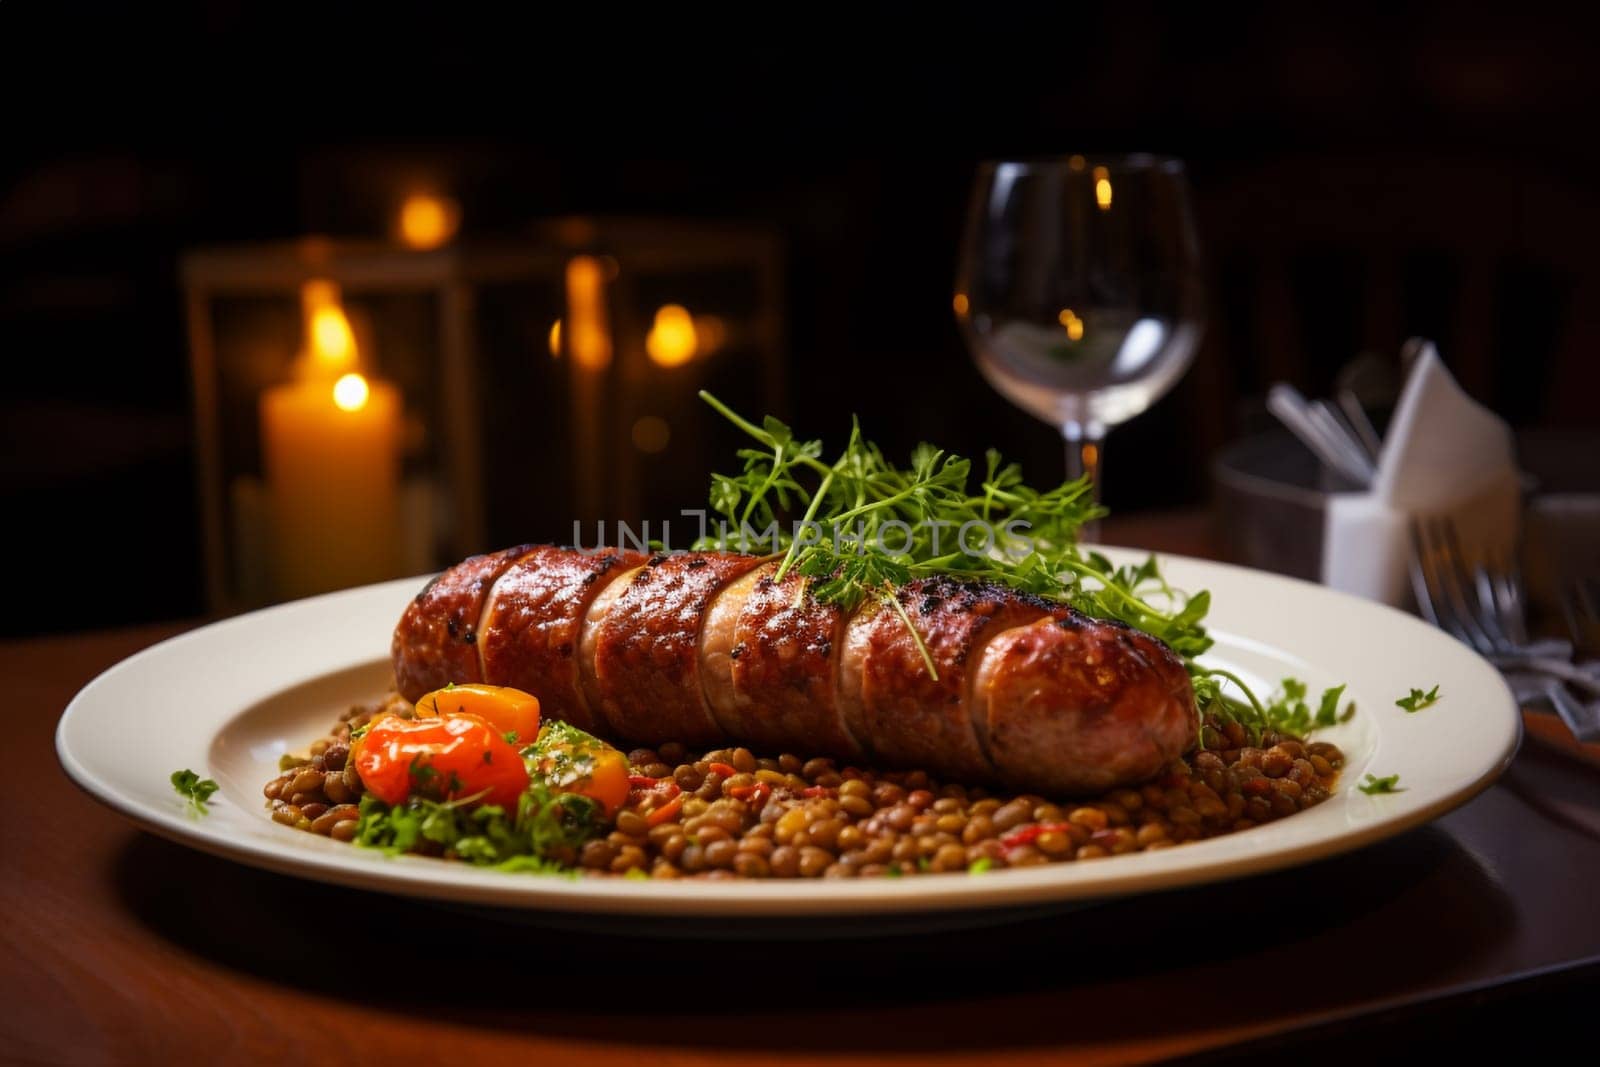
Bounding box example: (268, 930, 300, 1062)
(260, 373, 402, 600)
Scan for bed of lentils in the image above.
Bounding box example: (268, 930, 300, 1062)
(263, 698, 1345, 878)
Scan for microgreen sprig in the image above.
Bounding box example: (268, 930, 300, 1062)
(170, 768, 219, 815)
(1396, 686, 1441, 713)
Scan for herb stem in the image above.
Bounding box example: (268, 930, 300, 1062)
(775, 465, 838, 582)
(697, 390, 835, 479)
(1190, 667, 1269, 719)
(882, 583, 939, 681)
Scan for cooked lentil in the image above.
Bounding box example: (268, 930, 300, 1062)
(263, 698, 1343, 877)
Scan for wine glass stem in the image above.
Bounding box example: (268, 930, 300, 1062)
(1064, 422, 1105, 542)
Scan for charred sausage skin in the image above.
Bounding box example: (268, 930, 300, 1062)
(393, 546, 1197, 793)
(976, 614, 1196, 793)
(840, 577, 1063, 785)
(390, 545, 533, 701)
(702, 561, 862, 760)
(589, 553, 767, 746)
(478, 546, 647, 734)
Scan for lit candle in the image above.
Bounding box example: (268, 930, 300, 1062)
(260, 286, 402, 599)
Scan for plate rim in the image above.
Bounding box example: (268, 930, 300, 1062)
(56, 548, 1522, 916)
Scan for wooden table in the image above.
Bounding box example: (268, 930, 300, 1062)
(8, 514, 1599, 1064)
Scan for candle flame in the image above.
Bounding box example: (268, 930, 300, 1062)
(398, 193, 459, 250)
(332, 372, 370, 412)
(564, 257, 611, 369)
(1058, 308, 1084, 341)
(953, 292, 969, 317)
(300, 280, 358, 375)
(311, 306, 357, 367)
(1093, 166, 1113, 211)
(548, 319, 562, 358)
(646, 304, 697, 367)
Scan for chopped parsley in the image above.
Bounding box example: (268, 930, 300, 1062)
(170, 768, 219, 815)
(1396, 686, 1441, 713)
(526, 719, 606, 789)
(353, 777, 602, 873)
(1357, 773, 1404, 795)
(967, 857, 994, 875)
(408, 757, 438, 787)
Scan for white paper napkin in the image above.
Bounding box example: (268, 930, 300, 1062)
(1322, 345, 1521, 605)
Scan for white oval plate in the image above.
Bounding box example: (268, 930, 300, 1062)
(57, 549, 1519, 917)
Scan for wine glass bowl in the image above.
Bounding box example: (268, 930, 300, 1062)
(955, 155, 1205, 498)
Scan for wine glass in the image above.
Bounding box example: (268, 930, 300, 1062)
(955, 155, 1204, 528)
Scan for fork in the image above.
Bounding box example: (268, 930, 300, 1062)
(1410, 516, 1600, 741)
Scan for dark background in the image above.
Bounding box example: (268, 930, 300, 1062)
(5, 4, 1599, 636)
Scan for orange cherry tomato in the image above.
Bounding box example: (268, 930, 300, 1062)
(413, 684, 541, 743)
(581, 749, 632, 818)
(532, 728, 631, 818)
(354, 712, 528, 810)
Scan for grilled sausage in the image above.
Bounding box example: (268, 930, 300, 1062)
(392, 546, 1196, 794)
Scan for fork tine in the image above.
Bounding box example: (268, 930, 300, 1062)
(1412, 518, 1474, 645)
(1492, 544, 1530, 646)
(1433, 518, 1496, 652)
(1472, 559, 1511, 648)
(1408, 518, 1448, 630)
(1448, 518, 1512, 652)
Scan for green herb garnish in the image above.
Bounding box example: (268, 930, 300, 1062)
(1190, 676, 1354, 747)
(967, 857, 994, 875)
(697, 392, 1207, 658)
(408, 757, 438, 787)
(525, 720, 606, 790)
(1357, 773, 1404, 795)
(1396, 686, 1441, 713)
(170, 768, 219, 815)
(353, 777, 602, 873)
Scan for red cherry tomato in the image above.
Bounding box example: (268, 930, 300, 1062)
(354, 712, 528, 810)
